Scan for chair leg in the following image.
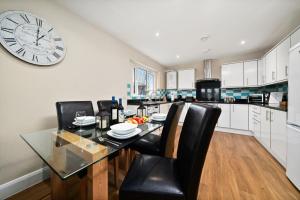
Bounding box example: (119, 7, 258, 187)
(113, 157, 119, 188)
(125, 149, 130, 172)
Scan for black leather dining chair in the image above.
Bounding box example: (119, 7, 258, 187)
(56, 101, 94, 130)
(119, 104, 221, 200)
(130, 101, 185, 158)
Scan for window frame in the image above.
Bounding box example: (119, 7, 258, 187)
(133, 65, 157, 96)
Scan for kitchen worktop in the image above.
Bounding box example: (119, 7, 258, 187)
(127, 99, 287, 112)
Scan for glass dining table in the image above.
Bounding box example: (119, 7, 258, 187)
(20, 122, 163, 200)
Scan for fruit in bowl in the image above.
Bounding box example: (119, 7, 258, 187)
(127, 116, 149, 125)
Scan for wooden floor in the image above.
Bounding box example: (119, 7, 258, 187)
(8, 129, 300, 200)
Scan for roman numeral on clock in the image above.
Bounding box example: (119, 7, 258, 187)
(1, 27, 14, 34)
(16, 48, 25, 54)
(6, 18, 19, 25)
(32, 55, 38, 62)
(20, 14, 30, 23)
(4, 37, 17, 46)
(53, 52, 60, 59)
(36, 18, 42, 27)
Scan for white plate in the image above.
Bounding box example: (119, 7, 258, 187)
(72, 121, 95, 126)
(107, 128, 142, 139)
(110, 123, 138, 135)
(151, 117, 166, 122)
(75, 116, 95, 123)
(152, 113, 167, 119)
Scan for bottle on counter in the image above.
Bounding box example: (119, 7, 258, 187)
(118, 98, 125, 123)
(111, 96, 118, 125)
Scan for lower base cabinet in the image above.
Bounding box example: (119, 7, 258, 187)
(217, 104, 231, 128)
(230, 104, 249, 130)
(260, 107, 271, 149)
(270, 110, 287, 166)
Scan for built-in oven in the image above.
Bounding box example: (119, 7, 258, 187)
(196, 79, 221, 101)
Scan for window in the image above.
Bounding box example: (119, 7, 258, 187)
(134, 67, 156, 95)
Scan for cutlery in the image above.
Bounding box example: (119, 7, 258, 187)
(98, 137, 120, 146)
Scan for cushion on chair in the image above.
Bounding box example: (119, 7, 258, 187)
(129, 134, 161, 156)
(119, 154, 185, 200)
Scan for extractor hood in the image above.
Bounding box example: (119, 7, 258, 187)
(203, 59, 213, 79)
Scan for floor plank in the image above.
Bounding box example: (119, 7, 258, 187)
(8, 129, 300, 200)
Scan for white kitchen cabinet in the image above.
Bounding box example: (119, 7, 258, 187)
(253, 119, 261, 141)
(270, 110, 287, 166)
(230, 104, 249, 130)
(217, 104, 231, 128)
(166, 71, 177, 89)
(266, 49, 277, 84)
(160, 103, 172, 114)
(291, 27, 300, 47)
(178, 69, 195, 89)
(261, 107, 271, 149)
(276, 37, 290, 81)
(258, 58, 265, 85)
(221, 62, 244, 88)
(179, 102, 190, 123)
(244, 60, 258, 86)
(250, 105, 261, 140)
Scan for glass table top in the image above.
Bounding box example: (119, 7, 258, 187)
(20, 123, 162, 180)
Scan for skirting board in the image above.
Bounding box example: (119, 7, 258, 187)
(215, 127, 253, 136)
(0, 167, 50, 200)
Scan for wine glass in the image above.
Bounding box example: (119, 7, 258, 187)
(75, 111, 86, 133)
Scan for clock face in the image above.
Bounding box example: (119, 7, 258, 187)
(0, 10, 66, 66)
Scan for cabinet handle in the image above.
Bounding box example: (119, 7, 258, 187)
(232, 104, 234, 112)
(272, 71, 275, 81)
(285, 65, 288, 77)
(266, 110, 269, 121)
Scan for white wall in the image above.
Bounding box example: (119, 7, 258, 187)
(0, 0, 165, 184)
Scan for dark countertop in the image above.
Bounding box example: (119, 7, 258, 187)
(127, 99, 287, 112)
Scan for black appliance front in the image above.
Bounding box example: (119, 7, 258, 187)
(196, 79, 221, 101)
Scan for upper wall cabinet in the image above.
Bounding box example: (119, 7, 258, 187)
(166, 71, 177, 89)
(178, 69, 195, 89)
(244, 60, 258, 87)
(265, 49, 277, 84)
(276, 37, 290, 81)
(291, 28, 300, 47)
(221, 62, 244, 88)
(258, 59, 265, 85)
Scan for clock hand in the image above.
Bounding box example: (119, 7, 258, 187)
(36, 27, 40, 46)
(37, 35, 46, 41)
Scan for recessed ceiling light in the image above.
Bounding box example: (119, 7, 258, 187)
(155, 32, 160, 37)
(201, 34, 210, 41)
(241, 40, 246, 45)
(176, 55, 180, 59)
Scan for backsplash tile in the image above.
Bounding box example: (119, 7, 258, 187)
(221, 82, 288, 99)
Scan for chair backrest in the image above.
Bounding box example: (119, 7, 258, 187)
(159, 101, 185, 157)
(176, 103, 221, 200)
(56, 101, 94, 130)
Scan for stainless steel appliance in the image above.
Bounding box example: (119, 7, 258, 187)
(247, 94, 263, 104)
(286, 42, 300, 190)
(196, 79, 221, 101)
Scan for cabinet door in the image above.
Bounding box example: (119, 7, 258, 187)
(249, 105, 254, 132)
(217, 104, 231, 128)
(178, 69, 195, 89)
(230, 104, 249, 130)
(166, 71, 177, 89)
(221, 62, 244, 87)
(258, 59, 264, 85)
(261, 107, 271, 149)
(266, 49, 277, 83)
(270, 110, 287, 166)
(244, 60, 258, 86)
(277, 37, 290, 81)
(291, 28, 300, 47)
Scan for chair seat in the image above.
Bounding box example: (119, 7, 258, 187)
(119, 154, 184, 200)
(130, 133, 161, 155)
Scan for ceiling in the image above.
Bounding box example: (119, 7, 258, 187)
(57, 0, 300, 66)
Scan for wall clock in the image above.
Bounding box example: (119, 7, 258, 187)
(0, 10, 66, 66)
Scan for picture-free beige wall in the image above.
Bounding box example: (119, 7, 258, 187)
(0, 0, 165, 184)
